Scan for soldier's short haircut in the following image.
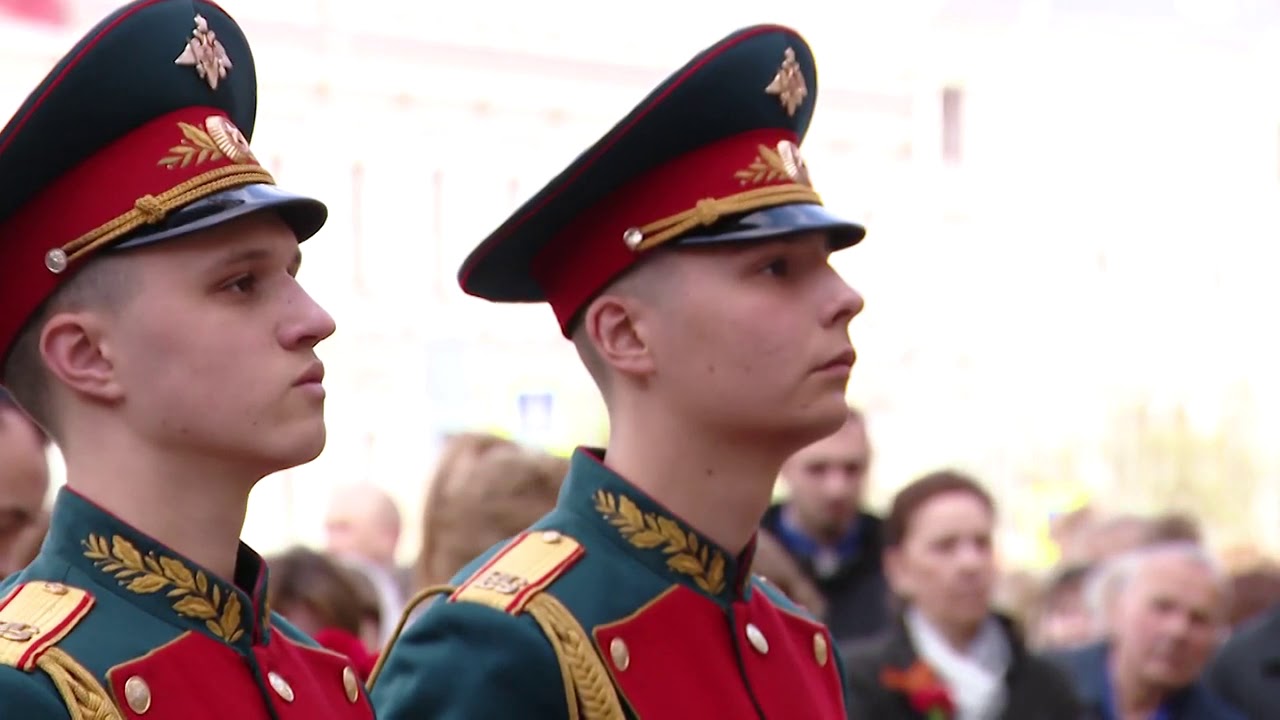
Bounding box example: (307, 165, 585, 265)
(569, 250, 676, 397)
(2, 255, 134, 437)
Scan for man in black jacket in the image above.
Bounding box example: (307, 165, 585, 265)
(1205, 603, 1280, 720)
(761, 406, 890, 645)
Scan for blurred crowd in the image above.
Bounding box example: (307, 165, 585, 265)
(4, 390, 1278, 719)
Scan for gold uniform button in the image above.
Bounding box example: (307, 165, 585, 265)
(268, 671, 294, 703)
(541, 530, 562, 544)
(42, 582, 68, 596)
(342, 666, 360, 703)
(745, 623, 769, 655)
(124, 675, 151, 714)
(609, 637, 630, 671)
(813, 632, 829, 667)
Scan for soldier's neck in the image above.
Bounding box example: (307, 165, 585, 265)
(62, 449, 253, 583)
(603, 417, 790, 556)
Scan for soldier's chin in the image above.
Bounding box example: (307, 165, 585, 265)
(771, 411, 844, 458)
(800, 393, 853, 440)
(256, 425, 327, 475)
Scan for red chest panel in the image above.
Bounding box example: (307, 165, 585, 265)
(104, 628, 374, 719)
(591, 586, 845, 720)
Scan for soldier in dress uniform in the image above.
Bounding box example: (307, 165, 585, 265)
(370, 24, 864, 720)
(0, 1, 374, 717)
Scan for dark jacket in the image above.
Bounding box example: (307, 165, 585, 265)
(1205, 605, 1280, 720)
(1048, 642, 1246, 720)
(760, 505, 890, 644)
(842, 614, 1081, 720)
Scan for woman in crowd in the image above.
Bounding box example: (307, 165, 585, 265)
(411, 431, 517, 590)
(414, 439, 566, 587)
(267, 546, 381, 680)
(842, 470, 1080, 720)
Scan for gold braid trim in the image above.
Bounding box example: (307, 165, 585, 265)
(526, 593, 625, 720)
(374, 580, 625, 719)
(631, 183, 822, 253)
(57, 164, 276, 269)
(365, 584, 456, 691)
(35, 647, 121, 720)
(526, 595, 580, 720)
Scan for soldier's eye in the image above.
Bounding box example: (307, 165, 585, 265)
(763, 258, 790, 277)
(223, 273, 257, 294)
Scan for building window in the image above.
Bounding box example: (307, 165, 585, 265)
(942, 86, 964, 164)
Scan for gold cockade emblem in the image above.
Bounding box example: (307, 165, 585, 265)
(175, 14, 233, 91)
(765, 47, 808, 117)
(204, 115, 256, 164)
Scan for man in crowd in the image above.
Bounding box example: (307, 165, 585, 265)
(1050, 543, 1244, 720)
(762, 406, 889, 644)
(324, 483, 409, 645)
(1032, 563, 1097, 651)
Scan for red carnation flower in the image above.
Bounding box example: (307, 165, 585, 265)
(880, 660, 955, 720)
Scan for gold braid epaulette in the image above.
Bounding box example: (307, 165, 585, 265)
(367, 532, 624, 719)
(37, 648, 120, 720)
(0, 582, 119, 719)
(526, 593, 626, 720)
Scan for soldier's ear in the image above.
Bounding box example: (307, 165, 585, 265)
(39, 310, 125, 404)
(580, 293, 656, 381)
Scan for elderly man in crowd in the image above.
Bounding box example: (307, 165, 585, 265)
(0, 388, 49, 576)
(1049, 542, 1244, 720)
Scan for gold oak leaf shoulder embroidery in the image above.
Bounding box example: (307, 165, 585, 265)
(594, 490, 727, 595)
(157, 122, 226, 169)
(83, 534, 244, 642)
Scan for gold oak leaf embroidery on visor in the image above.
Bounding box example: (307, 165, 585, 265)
(158, 118, 258, 169)
(158, 122, 225, 169)
(83, 534, 244, 642)
(734, 141, 811, 188)
(594, 491, 727, 595)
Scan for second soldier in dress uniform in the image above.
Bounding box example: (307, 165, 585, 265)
(370, 24, 864, 719)
(0, 1, 373, 717)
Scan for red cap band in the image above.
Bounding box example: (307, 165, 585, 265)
(531, 127, 810, 334)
